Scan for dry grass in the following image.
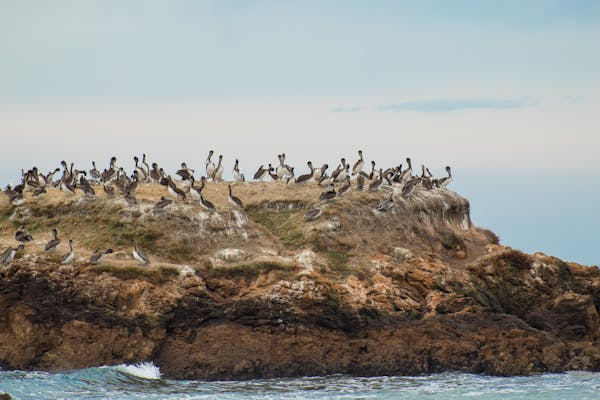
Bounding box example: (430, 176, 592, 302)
(207, 260, 297, 281)
(247, 204, 307, 248)
(87, 264, 179, 284)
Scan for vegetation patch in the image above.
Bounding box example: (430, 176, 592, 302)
(480, 228, 500, 245)
(497, 249, 532, 271)
(247, 207, 306, 247)
(207, 260, 297, 282)
(323, 250, 352, 276)
(89, 264, 179, 285)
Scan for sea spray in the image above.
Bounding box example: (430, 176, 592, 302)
(115, 362, 162, 380)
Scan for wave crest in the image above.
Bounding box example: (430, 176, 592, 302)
(115, 362, 161, 380)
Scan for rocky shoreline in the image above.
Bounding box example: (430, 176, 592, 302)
(0, 185, 598, 379)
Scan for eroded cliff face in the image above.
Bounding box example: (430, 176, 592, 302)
(0, 184, 598, 379)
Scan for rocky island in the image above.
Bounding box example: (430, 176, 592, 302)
(0, 181, 598, 380)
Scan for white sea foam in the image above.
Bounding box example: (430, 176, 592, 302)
(115, 362, 162, 380)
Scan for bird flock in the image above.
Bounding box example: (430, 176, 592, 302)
(1, 150, 453, 267)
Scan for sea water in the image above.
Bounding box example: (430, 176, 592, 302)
(0, 363, 598, 399)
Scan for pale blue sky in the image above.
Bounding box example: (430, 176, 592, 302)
(0, 1, 598, 265)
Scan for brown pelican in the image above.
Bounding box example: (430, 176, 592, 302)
(295, 161, 314, 184)
(368, 169, 384, 191)
(167, 176, 186, 200)
(352, 150, 364, 176)
(337, 175, 351, 196)
(90, 248, 113, 264)
(44, 228, 61, 251)
(233, 159, 245, 182)
(15, 225, 33, 243)
(253, 164, 270, 181)
(437, 166, 452, 188)
(61, 239, 75, 264)
(132, 239, 150, 265)
(304, 208, 322, 221)
(212, 155, 224, 182)
(176, 162, 194, 181)
(228, 185, 244, 208)
(319, 183, 336, 201)
(205, 150, 215, 179)
(0, 244, 24, 265)
(377, 193, 394, 212)
(154, 196, 172, 210)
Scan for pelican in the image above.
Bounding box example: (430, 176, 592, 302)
(233, 159, 245, 182)
(154, 196, 172, 210)
(228, 185, 244, 209)
(437, 166, 452, 188)
(61, 239, 75, 264)
(44, 228, 61, 252)
(212, 155, 224, 182)
(205, 150, 215, 179)
(132, 239, 150, 265)
(90, 248, 113, 265)
(0, 244, 24, 265)
(319, 183, 336, 201)
(15, 225, 33, 243)
(352, 150, 364, 175)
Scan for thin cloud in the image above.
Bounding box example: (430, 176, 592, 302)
(331, 106, 365, 113)
(377, 97, 539, 112)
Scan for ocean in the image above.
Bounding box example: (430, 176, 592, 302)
(0, 363, 598, 399)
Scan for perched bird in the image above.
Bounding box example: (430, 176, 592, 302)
(167, 177, 186, 200)
(32, 187, 47, 197)
(436, 166, 453, 188)
(402, 177, 421, 198)
(337, 175, 351, 197)
(10, 193, 26, 206)
(15, 225, 33, 243)
(200, 193, 216, 212)
(132, 239, 150, 265)
(233, 159, 245, 182)
(89, 248, 113, 265)
(188, 176, 203, 201)
(154, 196, 172, 210)
(0, 244, 24, 265)
(124, 191, 138, 206)
(352, 150, 364, 176)
(44, 228, 61, 252)
(228, 185, 244, 209)
(253, 164, 270, 180)
(89, 161, 101, 180)
(377, 193, 394, 212)
(61, 239, 75, 264)
(319, 184, 337, 201)
(356, 174, 365, 191)
(205, 150, 215, 179)
(103, 183, 115, 198)
(176, 162, 194, 181)
(368, 169, 384, 192)
(150, 163, 161, 183)
(212, 155, 224, 182)
(304, 208, 322, 221)
(295, 161, 314, 184)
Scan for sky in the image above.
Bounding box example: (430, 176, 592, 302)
(0, 0, 598, 265)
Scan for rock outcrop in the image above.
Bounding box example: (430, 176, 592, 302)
(0, 183, 598, 379)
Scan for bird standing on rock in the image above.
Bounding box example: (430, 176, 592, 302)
(61, 239, 75, 264)
(132, 239, 150, 265)
(319, 183, 337, 201)
(15, 225, 33, 244)
(0, 244, 24, 264)
(44, 228, 61, 252)
(228, 185, 244, 209)
(90, 248, 113, 265)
